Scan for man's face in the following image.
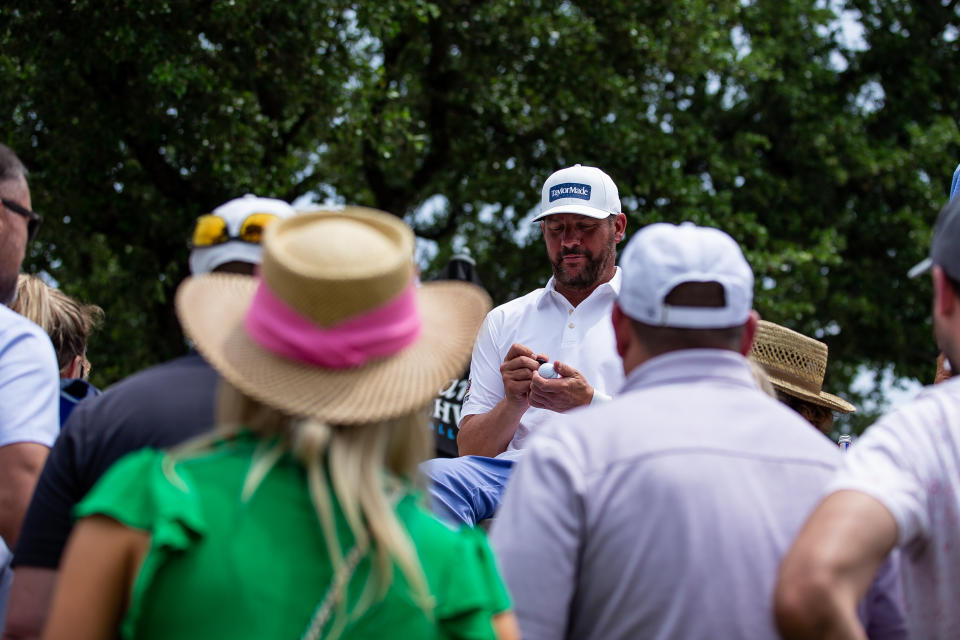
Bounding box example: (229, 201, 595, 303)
(0, 175, 31, 305)
(541, 213, 620, 290)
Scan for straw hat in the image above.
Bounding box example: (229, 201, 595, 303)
(175, 207, 491, 424)
(749, 320, 855, 414)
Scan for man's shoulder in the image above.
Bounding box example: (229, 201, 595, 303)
(102, 352, 216, 395)
(862, 377, 960, 449)
(489, 286, 549, 317)
(0, 303, 58, 384)
(539, 383, 837, 466)
(0, 303, 50, 349)
(67, 353, 217, 437)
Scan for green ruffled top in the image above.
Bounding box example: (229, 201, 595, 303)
(76, 432, 510, 640)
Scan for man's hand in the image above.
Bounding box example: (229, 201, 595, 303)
(458, 343, 545, 457)
(500, 343, 546, 407)
(528, 360, 594, 412)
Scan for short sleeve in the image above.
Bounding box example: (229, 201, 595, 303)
(827, 401, 936, 549)
(75, 449, 206, 548)
(0, 315, 59, 448)
(460, 313, 504, 424)
(435, 527, 512, 639)
(76, 449, 209, 640)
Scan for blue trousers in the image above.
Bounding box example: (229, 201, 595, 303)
(420, 455, 515, 526)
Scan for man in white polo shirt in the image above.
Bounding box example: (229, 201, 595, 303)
(490, 223, 906, 639)
(776, 192, 960, 639)
(421, 164, 627, 526)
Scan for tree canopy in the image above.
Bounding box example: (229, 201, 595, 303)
(2, 0, 959, 431)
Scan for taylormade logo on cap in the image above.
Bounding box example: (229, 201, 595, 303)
(534, 164, 621, 222)
(549, 183, 592, 202)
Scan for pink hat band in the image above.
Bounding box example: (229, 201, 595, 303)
(244, 278, 422, 369)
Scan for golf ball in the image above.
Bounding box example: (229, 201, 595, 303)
(538, 361, 560, 379)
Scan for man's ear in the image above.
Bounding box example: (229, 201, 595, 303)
(739, 310, 760, 356)
(611, 302, 633, 359)
(61, 354, 82, 379)
(613, 212, 627, 243)
(933, 266, 956, 319)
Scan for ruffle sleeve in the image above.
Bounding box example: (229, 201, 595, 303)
(74, 448, 207, 639)
(434, 526, 512, 639)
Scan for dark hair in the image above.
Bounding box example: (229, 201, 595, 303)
(629, 282, 745, 354)
(775, 390, 834, 432)
(0, 143, 27, 185)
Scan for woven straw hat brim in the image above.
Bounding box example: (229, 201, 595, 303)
(176, 274, 491, 424)
(768, 378, 857, 414)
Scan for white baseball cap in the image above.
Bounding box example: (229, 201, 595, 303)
(532, 164, 621, 222)
(189, 195, 297, 275)
(618, 222, 754, 329)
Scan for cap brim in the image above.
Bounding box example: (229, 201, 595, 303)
(907, 257, 932, 279)
(176, 274, 491, 424)
(189, 242, 264, 275)
(532, 204, 615, 222)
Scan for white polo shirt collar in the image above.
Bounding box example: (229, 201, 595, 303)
(536, 266, 622, 311)
(623, 348, 757, 394)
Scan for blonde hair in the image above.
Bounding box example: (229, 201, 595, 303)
(11, 274, 103, 373)
(747, 357, 776, 398)
(167, 381, 434, 639)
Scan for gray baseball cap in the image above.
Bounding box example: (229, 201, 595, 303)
(908, 196, 960, 279)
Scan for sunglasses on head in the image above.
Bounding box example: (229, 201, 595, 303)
(2, 198, 41, 243)
(189, 212, 280, 248)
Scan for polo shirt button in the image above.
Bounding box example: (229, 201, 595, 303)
(568, 309, 573, 315)
(568, 323, 575, 328)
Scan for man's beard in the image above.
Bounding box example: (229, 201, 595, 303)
(551, 245, 614, 289)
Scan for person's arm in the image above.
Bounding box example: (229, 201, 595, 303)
(492, 612, 521, 640)
(5, 412, 92, 640)
(0, 325, 59, 547)
(0, 443, 49, 547)
(40, 516, 149, 640)
(775, 490, 899, 640)
(2, 567, 56, 640)
(458, 343, 541, 457)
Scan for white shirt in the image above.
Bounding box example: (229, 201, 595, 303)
(0, 304, 59, 448)
(460, 268, 623, 453)
(491, 349, 846, 640)
(828, 376, 960, 639)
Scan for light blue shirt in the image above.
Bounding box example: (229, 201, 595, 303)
(492, 349, 853, 640)
(0, 304, 59, 448)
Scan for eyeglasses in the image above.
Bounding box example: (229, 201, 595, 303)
(189, 212, 280, 248)
(2, 198, 41, 243)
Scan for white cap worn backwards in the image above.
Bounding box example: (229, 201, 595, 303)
(189, 194, 297, 275)
(618, 222, 754, 329)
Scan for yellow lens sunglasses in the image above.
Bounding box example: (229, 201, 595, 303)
(189, 212, 280, 248)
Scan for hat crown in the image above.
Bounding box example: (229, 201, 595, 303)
(618, 222, 754, 329)
(261, 208, 414, 327)
(751, 321, 827, 393)
(534, 164, 621, 221)
(278, 218, 400, 276)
